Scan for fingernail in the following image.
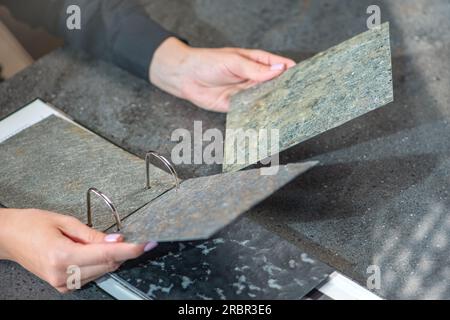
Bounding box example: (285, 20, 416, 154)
(270, 63, 285, 71)
(144, 241, 158, 252)
(104, 233, 122, 243)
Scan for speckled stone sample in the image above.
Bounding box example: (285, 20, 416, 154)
(120, 162, 317, 242)
(116, 216, 332, 300)
(0, 115, 174, 231)
(224, 23, 393, 172)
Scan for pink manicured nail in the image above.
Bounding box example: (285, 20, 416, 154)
(144, 241, 158, 252)
(104, 233, 122, 243)
(270, 63, 285, 71)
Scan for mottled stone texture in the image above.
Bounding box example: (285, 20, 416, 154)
(224, 23, 393, 172)
(117, 216, 332, 299)
(121, 162, 316, 242)
(0, 115, 174, 231)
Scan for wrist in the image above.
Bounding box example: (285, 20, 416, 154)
(149, 37, 193, 99)
(0, 209, 15, 261)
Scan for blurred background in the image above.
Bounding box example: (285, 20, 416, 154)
(0, 6, 61, 81)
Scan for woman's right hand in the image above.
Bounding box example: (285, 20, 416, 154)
(0, 208, 156, 293)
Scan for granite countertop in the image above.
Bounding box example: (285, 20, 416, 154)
(1, 0, 450, 299)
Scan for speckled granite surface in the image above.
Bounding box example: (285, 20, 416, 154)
(1, 0, 450, 300)
(224, 23, 393, 172)
(116, 216, 332, 300)
(121, 162, 316, 242)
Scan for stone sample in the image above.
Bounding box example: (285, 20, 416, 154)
(0, 115, 174, 231)
(224, 23, 393, 172)
(120, 162, 317, 242)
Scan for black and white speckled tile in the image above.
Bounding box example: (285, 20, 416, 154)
(115, 216, 333, 300)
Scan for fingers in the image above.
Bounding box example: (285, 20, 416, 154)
(57, 215, 110, 244)
(50, 242, 146, 292)
(231, 48, 296, 68)
(226, 55, 285, 83)
(50, 240, 157, 293)
(80, 263, 121, 281)
(223, 47, 296, 83)
(71, 242, 146, 266)
(80, 274, 107, 288)
(57, 263, 122, 292)
(198, 80, 257, 112)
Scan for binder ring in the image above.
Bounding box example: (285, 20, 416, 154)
(86, 187, 122, 231)
(145, 150, 179, 190)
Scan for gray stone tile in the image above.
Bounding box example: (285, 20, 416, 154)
(121, 162, 316, 242)
(224, 23, 393, 172)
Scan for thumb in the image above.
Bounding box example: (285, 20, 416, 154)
(58, 216, 122, 244)
(229, 55, 286, 82)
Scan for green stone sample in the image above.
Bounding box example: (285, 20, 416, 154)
(120, 162, 317, 243)
(224, 23, 393, 172)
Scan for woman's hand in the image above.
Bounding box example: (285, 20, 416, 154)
(0, 208, 156, 293)
(149, 37, 296, 112)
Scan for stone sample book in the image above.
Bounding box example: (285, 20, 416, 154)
(0, 100, 333, 300)
(0, 111, 316, 242)
(0, 115, 174, 231)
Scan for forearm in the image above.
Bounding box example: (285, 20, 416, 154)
(59, 0, 176, 80)
(2, 0, 176, 80)
(1, 0, 63, 32)
(0, 208, 15, 261)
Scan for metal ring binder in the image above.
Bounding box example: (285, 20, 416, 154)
(86, 187, 122, 231)
(145, 150, 179, 190)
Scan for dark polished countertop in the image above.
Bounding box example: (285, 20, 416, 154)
(1, 0, 450, 299)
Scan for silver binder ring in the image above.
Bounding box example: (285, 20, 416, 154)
(86, 187, 122, 231)
(145, 150, 179, 190)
